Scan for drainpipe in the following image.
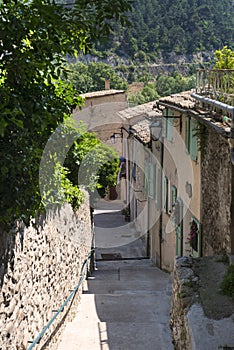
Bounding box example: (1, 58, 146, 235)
(191, 93, 234, 252)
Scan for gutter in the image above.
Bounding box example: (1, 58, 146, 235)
(191, 93, 234, 165)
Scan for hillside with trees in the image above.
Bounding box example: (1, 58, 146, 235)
(66, 0, 233, 104)
(96, 0, 234, 61)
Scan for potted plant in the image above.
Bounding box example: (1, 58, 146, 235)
(121, 206, 130, 221)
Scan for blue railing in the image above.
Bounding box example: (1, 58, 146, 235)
(27, 249, 94, 350)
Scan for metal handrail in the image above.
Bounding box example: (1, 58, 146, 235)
(27, 249, 94, 350)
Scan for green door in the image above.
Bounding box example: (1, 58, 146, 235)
(175, 198, 183, 257)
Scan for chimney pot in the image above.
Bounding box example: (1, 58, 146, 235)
(105, 79, 110, 90)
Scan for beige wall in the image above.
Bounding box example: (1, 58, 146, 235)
(150, 111, 201, 271)
(73, 91, 128, 156)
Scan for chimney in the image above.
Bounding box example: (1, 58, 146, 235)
(105, 79, 110, 90)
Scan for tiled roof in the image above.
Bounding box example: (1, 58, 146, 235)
(157, 90, 231, 137)
(81, 90, 125, 98)
(130, 119, 152, 144)
(119, 101, 161, 121)
(158, 90, 195, 109)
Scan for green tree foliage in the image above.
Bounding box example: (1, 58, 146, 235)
(99, 0, 234, 59)
(156, 71, 196, 96)
(213, 46, 234, 69)
(64, 125, 119, 200)
(128, 72, 196, 105)
(0, 0, 132, 227)
(67, 62, 128, 93)
(128, 83, 160, 105)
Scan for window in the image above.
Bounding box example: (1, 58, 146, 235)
(162, 109, 174, 141)
(189, 217, 202, 257)
(148, 163, 156, 199)
(132, 161, 136, 181)
(163, 176, 168, 213)
(170, 185, 177, 224)
(171, 185, 177, 210)
(185, 117, 198, 161)
(156, 168, 162, 210)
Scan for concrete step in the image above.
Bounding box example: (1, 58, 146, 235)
(58, 320, 173, 350)
(58, 260, 174, 350)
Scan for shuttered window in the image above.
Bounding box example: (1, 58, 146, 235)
(162, 109, 174, 141)
(148, 163, 156, 199)
(167, 116, 174, 141)
(190, 217, 202, 257)
(185, 117, 198, 161)
(156, 168, 162, 210)
(190, 119, 198, 161)
(171, 185, 177, 208)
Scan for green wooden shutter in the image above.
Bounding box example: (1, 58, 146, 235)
(162, 109, 167, 138)
(190, 119, 198, 161)
(156, 168, 162, 209)
(163, 176, 168, 212)
(185, 117, 190, 153)
(171, 186, 177, 225)
(167, 117, 174, 141)
(148, 163, 156, 199)
(175, 198, 183, 256)
(167, 110, 174, 141)
(162, 117, 167, 138)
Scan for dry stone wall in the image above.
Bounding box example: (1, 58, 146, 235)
(0, 195, 93, 350)
(171, 256, 234, 350)
(170, 256, 199, 350)
(201, 127, 232, 255)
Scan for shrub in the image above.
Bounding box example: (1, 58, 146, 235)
(221, 265, 234, 300)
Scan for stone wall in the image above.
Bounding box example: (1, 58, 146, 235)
(0, 195, 93, 350)
(170, 256, 199, 350)
(171, 256, 234, 350)
(201, 127, 232, 255)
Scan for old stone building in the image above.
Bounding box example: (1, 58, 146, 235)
(121, 71, 234, 271)
(73, 87, 128, 155)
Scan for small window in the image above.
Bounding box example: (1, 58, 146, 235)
(171, 185, 177, 210)
(189, 217, 202, 257)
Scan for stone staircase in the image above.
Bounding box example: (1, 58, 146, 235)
(58, 259, 174, 350)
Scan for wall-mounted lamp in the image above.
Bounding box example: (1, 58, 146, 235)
(150, 121, 161, 141)
(110, 132, 122, 144)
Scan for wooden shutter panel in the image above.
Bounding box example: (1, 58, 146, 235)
(163, 176, 168, 212)
(190, 119, 198, 161)
(167, 117, 174, 141)
(156, 168, 162, 209)
(148, 163, 156, 199)
(162, 117, 167, 138)
(185, 117, 190, 153)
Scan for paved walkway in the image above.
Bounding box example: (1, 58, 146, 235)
(58, 199, 174, 350)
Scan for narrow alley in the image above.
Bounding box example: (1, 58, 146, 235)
(58, 199, 174, 350)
